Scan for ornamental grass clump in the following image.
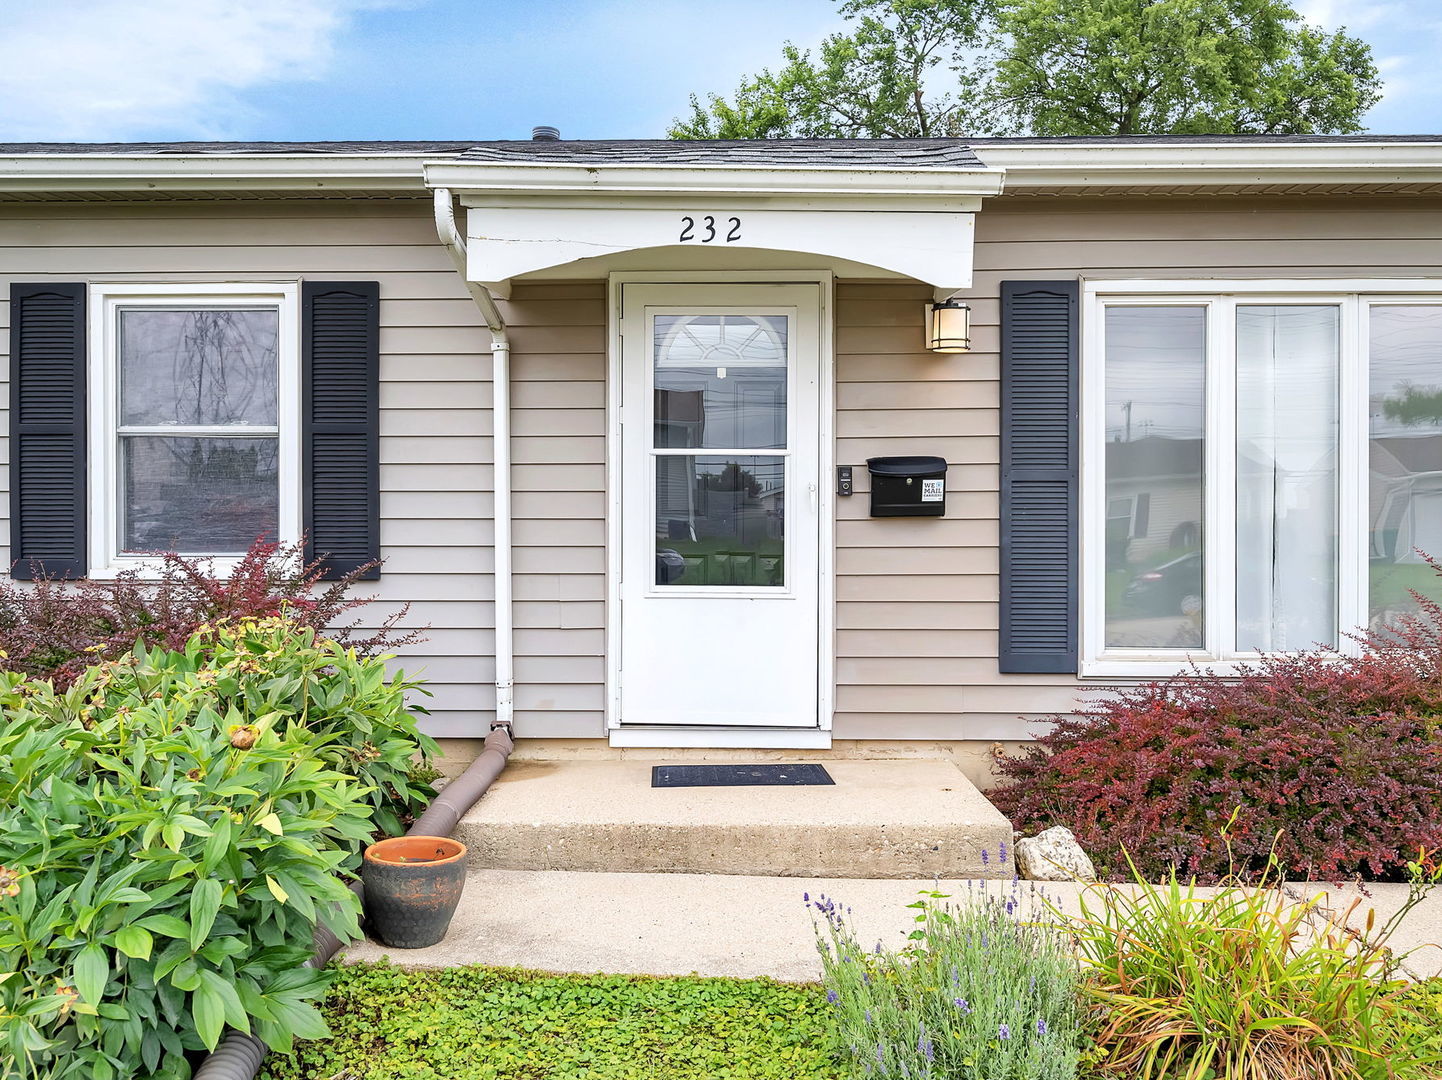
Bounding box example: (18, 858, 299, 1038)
(812, 865, 1082, 1079)
(1070, 841, 1442, 1080)
(0, 620, 436, 1080)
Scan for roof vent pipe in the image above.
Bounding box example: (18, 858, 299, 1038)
(531, 125, 560, 141)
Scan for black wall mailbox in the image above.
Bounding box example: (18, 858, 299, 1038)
(866, 456, 948, 517)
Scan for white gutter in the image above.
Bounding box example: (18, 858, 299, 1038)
(433, 188, 513, 733)
(0, 153, 443, 193)
(974, 139, 1442, 191)
(424, 160, 1006, 199)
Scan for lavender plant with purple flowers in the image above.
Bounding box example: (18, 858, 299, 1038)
(807, 849, 1080, 1079)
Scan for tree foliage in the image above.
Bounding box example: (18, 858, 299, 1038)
(670, 0, 1008, 138)
(997, 0, 1382, 136)
(669, 0, 1382, 139)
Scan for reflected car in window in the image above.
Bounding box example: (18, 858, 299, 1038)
(1124, 551, 1203, 616)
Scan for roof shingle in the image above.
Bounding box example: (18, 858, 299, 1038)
(456, 139, 986, 168)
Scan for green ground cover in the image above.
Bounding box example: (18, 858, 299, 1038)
(258, 962, 837, 1080)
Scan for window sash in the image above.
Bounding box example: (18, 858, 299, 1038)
(1081, 283, 1441, 676)
(86, 285, 301, 575)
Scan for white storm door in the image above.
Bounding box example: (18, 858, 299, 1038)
(618, 284, 822, 728)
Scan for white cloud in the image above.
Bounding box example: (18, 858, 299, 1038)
(0, 0, 398, 141)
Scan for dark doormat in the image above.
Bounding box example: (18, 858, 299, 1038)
(651, 764, 835, 788)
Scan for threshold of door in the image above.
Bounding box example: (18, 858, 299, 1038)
(609, 726, 832, 750)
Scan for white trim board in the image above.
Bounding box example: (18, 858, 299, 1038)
(982, 141, 1442, 192)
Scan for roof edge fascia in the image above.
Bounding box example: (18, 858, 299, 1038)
(422, 159, 1008, 199)
(980, 140, 1442, 191)
(0, 154, 440, 193)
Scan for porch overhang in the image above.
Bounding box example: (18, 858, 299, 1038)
(422, 159, 1006, 299)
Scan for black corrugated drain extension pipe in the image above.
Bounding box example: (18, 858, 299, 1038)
(193, 724, 515, 1080)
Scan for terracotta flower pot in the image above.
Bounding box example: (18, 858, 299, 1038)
(361, 835, 468, 948)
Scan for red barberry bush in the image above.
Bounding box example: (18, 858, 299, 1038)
(0, 538, 422, 687)
(993, 558, 1442, 883)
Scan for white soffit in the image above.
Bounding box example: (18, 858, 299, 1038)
(423, 161, 1004, 293)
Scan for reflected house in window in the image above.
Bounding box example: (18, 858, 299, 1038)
(1104, 436, 1201, 567)
(1370, 426, 1442, 627)
(1368, 306, 1442, 624)
(1102, 305, 1206, 650)
(1104, 435, 1204, 648)
(1371, 434, 1442, 568)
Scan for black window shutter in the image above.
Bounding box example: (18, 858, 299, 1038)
(9, 283, 87, 580)
(303, 282, 380, 581)
(999, 280, 1079, 673)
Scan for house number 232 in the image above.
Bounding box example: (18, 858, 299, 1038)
(679, 215, 741, 243)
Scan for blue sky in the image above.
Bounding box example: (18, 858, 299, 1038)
(0, 0, 1437, 143)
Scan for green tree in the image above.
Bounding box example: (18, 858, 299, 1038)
(669, 0, 1012, 138)
(997, 0, 1381, 135)
(669, 0, 1381, 139)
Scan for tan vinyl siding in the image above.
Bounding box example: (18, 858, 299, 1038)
(8, 192, 1442, 746)
(833, 194, 1442, 740)
(0, 199, 606, 740)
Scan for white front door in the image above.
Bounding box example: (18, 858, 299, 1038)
(617, 283, 822, 728)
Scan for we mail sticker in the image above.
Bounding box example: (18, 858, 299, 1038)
(921, 479, 944, 502)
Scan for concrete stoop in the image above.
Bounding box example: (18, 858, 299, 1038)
(450, 758, 1014, 879)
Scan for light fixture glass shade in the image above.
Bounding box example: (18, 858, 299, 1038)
(928, 300, 971, 353)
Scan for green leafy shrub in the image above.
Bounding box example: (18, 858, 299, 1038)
(104, 617, 439, 836)
(811, 874, 1082, 1080)
(1068, 844, 1442, 1080)
(259, 962, 835, 1080)
(0, 621, 436, 1080)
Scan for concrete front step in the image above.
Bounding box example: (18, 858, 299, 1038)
(451, 758, 1014, 879)
(342, 870, 1442, 984)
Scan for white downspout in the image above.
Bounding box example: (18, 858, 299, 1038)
(433, 188, 513, 732)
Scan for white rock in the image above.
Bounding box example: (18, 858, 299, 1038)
(1014, 826, 1096, 882)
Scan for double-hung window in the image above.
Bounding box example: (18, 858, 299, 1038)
(1083, 281, 1442, 675)
(88, 284, 300, 574)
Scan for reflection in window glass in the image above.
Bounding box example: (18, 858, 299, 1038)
(655, 456, 784, 586)
(117, 306, 281, 556)
(1103, 307, 1205, 648)
(123, 436, 279, 553)
(120, 309, 278, 426)
(1368, 305, 1442, 624)
(1236, 306, 1339, 651)
(653, 315, 787, 449)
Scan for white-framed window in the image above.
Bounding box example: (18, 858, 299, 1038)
(1082, 279, 1442, 676)
(87, 283, 301, 575)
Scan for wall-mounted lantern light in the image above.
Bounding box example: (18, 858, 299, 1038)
(927, 298, 971, 353)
